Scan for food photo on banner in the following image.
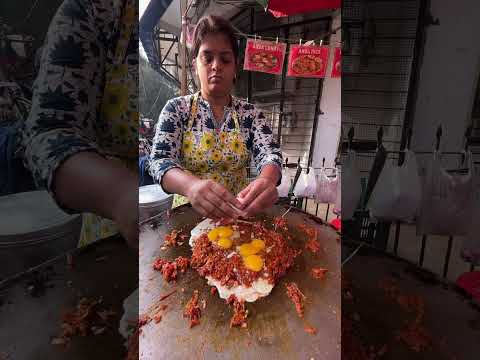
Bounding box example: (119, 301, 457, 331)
(242, 38, 287, 75)
(287, 44, 330, 78)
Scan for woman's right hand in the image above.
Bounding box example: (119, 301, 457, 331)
(186, 179, 245, 220)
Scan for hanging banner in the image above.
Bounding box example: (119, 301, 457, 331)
(260, 0, 342, 18)
(331, 47, 341, 78)
(287, 45, 329, 78)
(243, 38, 287, 75)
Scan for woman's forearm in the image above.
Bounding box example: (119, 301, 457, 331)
(53, 152, 137, 220)
(258, 164, 281, 185)
(161, 168, 200, 197)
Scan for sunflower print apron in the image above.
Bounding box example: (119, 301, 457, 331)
(172, 92, 250, 207)
(79, 0, 137, 247)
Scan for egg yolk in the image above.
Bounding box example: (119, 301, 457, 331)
(251, 239, 266, 250)
(243, 255, 264, 272)
(208, 228, 220, 241)
(217, 226, 233, 238)
(239, 243, 260, 257)
(217, 237, 233, 249)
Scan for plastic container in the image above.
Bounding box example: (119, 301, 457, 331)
(139, 184, 173, 223)
(0, 191, 82, 280)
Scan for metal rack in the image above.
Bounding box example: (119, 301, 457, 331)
(341, 0, 480, 280)
(230, 7, 331, 178)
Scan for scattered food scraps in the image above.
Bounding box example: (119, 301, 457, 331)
(227, 295, 248, 328)
(153, 256, 190, 282)
(311, 267, 328, 280)
(184, 290, 202, 328)
(52, 298, 115, 346)
(285, 282, 306, 318)
(304, 325, 317, 335)
(273, 216, 288, 231)
(164, 229, 188, 247)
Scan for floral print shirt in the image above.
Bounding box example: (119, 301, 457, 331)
(22, 0, 138, 192)
(149, 94, 283, 190)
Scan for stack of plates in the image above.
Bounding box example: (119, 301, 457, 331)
(0, 191, 82, 280)
(139, 184, 173, 223)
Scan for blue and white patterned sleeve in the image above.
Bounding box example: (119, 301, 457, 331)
(250, 108, 283, 182)
(148, 98, 186, 189)
(22, 0, 115, 192)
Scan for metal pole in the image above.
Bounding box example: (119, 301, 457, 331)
(277, 27, 289, 144)
(247, 8, 254, 103)
(398, 0, 427, 164)
(180, 0, 188, 95)
(308, 79, 323, 166)
(443, 236, 454, 279)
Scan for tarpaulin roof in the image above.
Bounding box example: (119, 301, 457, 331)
(258, 0, 341, 18)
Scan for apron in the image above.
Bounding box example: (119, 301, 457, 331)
(79, 0, 137, 247)
(172, 92, 249, 207)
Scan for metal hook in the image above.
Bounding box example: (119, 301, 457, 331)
(465, 125, 472, 151)
(347, 126, 354, 151)
(462, 126, 473, 164)
(407, 128, 413, 149)
(435, 125, 442, 152)
(377, 126, 384, 149)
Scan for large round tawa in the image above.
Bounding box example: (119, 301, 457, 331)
(139, 204, 340, 360)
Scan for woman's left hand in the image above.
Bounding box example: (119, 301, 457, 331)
(237, 177, 279, 216)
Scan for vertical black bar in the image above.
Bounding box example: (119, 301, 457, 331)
(277, 27, 289, 144)
(247, 8, 254, 103)
(304, 198, 308, 212)
(419, 235, 427, 266)
(315, 203, 320, 217)
(308, 79, 324, 166)
(393, 221, 401, 255)
(398, 0, 427, 164)
(470, 262, 475, 272)
(325, 203, 330, 221)
(443, 236, 454, 279)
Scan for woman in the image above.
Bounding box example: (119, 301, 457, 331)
(149, 15, 282, 220)
(22, 0, 139, 247)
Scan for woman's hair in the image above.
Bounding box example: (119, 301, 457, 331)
(192, 15, 239, 62)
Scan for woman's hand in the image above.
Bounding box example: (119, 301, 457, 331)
(237, 177, 279, 216)
(111, 189, 139, 249)
(187, 179, 246, 220)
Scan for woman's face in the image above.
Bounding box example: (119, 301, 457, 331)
(194, 33, 236, 96)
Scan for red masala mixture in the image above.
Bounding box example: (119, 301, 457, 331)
(285, 282, 306, 318)
(153, 256, 190, 282)
(298, 223, 321, 254)
(183, 290, 202, 328)
(164, 229, 187, 247)
(226, 295, 248, 328)
(190, 221, 299, 288)
(311, 267, 328, 280)
(304, 325, 317, 335)
(51, 298, 115, 346)
(273, 216, 288, 231)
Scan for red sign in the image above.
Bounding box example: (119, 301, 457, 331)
(331, 47, 341, 78)
(243, 38, 287, 75)
(267, 0, 341, 18)
(287, 45, 329, 78)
